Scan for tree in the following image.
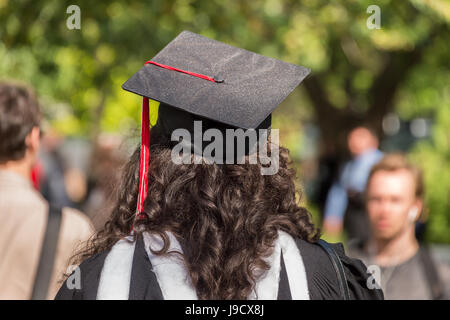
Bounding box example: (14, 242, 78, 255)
(1, 0, 449, 242)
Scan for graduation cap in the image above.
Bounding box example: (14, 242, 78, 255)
(122, 30, 310, 219)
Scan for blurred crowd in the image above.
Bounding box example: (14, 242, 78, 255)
(35, 128, 128, 230)
(0, 82, 128, 299)
(0, 81, 449, 300)
(317, 125, 450, 299)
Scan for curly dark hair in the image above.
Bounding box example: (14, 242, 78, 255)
(72, 136, 320, 299)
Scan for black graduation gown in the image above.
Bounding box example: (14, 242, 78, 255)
(55, 236, 383, 300)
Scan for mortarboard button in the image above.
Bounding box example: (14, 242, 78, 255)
(213, 76, 224, 83)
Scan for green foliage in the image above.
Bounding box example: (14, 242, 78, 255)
(410, 103, 450, 244)
(0, 0, 449, 242)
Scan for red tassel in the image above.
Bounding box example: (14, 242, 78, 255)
(136, 96, 150, 221)
(132, 59, 221, 232)
(145, 60, 219, 82)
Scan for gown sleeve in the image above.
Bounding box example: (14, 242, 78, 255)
(296, 238, 384, 300)
(332, 242, 384, 300)
(54, 250, 109, 300)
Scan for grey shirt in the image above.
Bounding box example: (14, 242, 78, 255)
(347, 243, 450, 300)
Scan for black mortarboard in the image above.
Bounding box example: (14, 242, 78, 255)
(123, 30, 310, 130)
(123, 30, 310, 220)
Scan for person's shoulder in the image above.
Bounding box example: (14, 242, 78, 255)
(77, 250, 109, 275)
(294, 237, 334, 266)
(0, 182, 47, 218)
(428, 245, 450, 299)
(60, 207, 95, 244)
(55, 249, 109, 300)
(328, 240, 384, 300)
(61, 207, 95, 230)
(294, 237, 384, 300)
(0, 185, 48, 245)
(294, 238, 342, 288)
(294, 237, 353, 271)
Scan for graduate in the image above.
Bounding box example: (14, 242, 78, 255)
(56, 31, 383, 300)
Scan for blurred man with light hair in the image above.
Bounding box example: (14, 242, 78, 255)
(348, 153, 450, 299)
(0, 82, 94, 299)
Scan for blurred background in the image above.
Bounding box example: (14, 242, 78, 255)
(1, 0, 449, 245)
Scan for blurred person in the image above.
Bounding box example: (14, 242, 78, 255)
(83, 133, 127, 230)
(56, 31, 383, 300)
(348, 153, 450, 299)
(39, 133, 92, 210)
(322, 126, 383, 243)
(38, 129, 73, 208)
(0, 82, 95, 299)
(58, 137, 93, 208)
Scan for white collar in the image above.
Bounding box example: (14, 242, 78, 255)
(97, 230, 309, 300)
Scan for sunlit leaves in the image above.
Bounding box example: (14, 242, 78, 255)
(0, 0, 449, 242)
